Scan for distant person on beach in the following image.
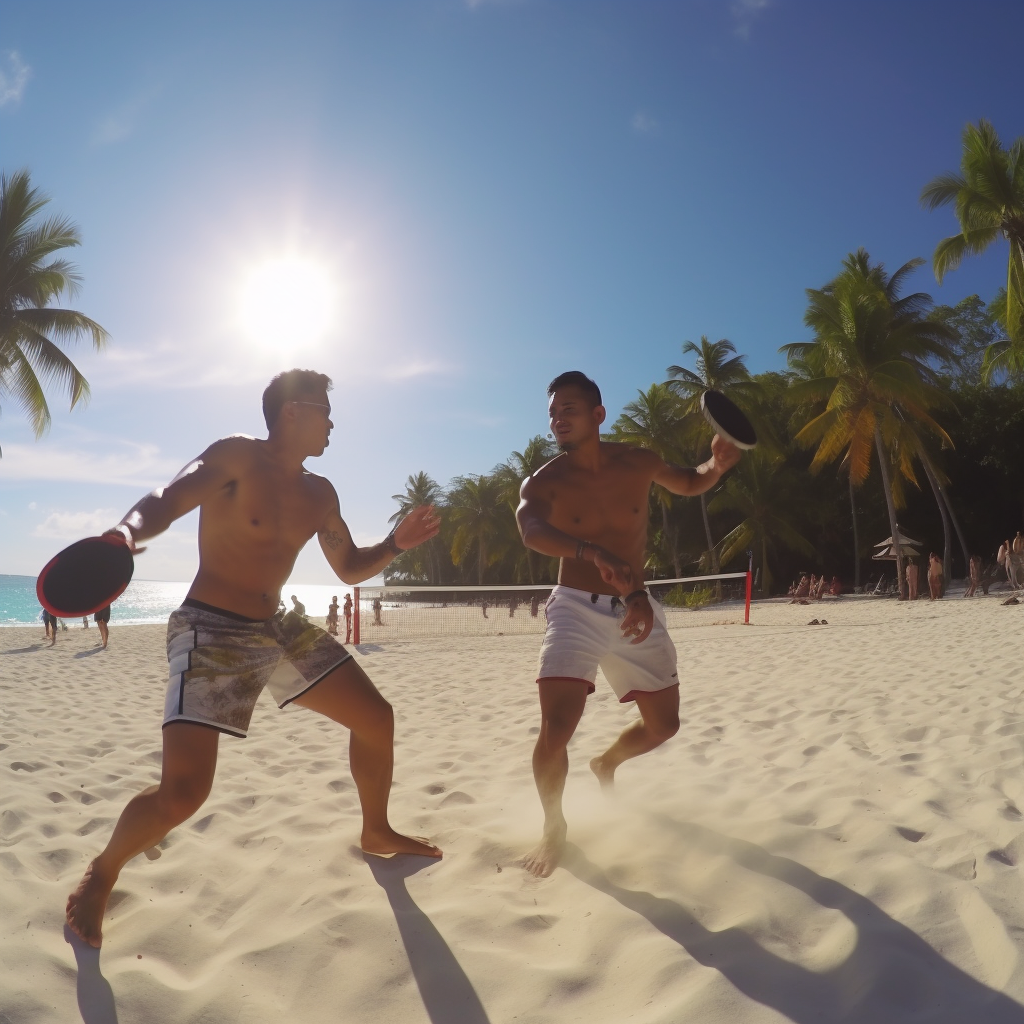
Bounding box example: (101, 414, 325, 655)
(343, 593, 352, 643)
(94, 605, 111, 648)
(906, 559, 919, 601)
(481, 601, 488, 619)
(1012, 532, 1024, 588)
(530, 594, 540, 618)
(964, 555, 982, 598)
(790, 574, 810, 603)
(290, 594, 306, 618)
(516, 371, 741, 877)
(66, 369, 441, 949)
(82, 616, 90, 629)
(372, 597, 383, 626)
(327, 596, 339, 635)
(928, 553, 943, 600)
(509, 597, 518, 618)
(998, 540, 1013, 585)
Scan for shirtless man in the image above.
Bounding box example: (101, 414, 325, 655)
(516, 371, 741, 877)
(906, 559, 919, 601)
(66, 369, 441, 948)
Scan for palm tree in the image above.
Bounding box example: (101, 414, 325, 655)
(611, 383, 690, 577)
(782, 250, 955, 598)
(710, 452, 816, 596)
(446, 474, 510, 585)
(665, 336, 759, 578)
(495, 436, 556, 583)
(921, 120, 1024, 377)
(1, 169, 108, 451)
(390, 471, 443, 583)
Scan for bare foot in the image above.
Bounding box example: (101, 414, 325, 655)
(590, 755, 616, 792)
(66, 860, 115, 948)
(361, 827, 442, 859)
(521, 827, 566, 878)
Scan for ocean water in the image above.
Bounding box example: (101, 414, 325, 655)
(0, 575, 354, 627)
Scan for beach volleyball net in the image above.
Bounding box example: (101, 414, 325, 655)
(352, 572, 751, 642)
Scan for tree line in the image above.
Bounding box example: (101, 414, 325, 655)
(386, 121, 1024, 596)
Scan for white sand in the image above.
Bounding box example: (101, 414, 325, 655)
(3, 594, 1024, 1023)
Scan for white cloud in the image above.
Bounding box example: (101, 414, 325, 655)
(92, 92, 153, 146)
(32, 508, 119, 540)
(631, 111, 659, 135)
(1, 440, 183, 487)
(732, 0, 771, 39)
(28, 501, 37, 510)
(0, 51, 30, 106)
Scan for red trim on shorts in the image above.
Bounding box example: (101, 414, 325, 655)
(536, 676, 596, 695)
(618, 682, 680, 704)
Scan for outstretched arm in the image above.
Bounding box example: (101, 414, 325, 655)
(110, 441, 238, 552)
(652, 434, 741, 496)
(319, 494, 440, 585)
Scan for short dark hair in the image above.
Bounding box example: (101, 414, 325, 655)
(263, 369, 333, 429)
(547, 371, 602, 408)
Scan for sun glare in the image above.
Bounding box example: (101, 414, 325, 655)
(237, 257, 338, 349)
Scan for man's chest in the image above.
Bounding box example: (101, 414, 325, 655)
(546, 471, 650, 532)
(212, 474, 325, 539)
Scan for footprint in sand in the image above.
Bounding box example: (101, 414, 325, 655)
(440, 791, 475, 807)
(1000, 804, 1023, 821)
(896, 827, 926, 843)
(987, 848, 1016, 867)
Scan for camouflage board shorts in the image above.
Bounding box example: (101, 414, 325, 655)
(163, 598, 352, 738)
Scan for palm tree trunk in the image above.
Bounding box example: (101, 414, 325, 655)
(761, 534, 769, 596)
(700, 492, 722, 599)
(478, 536, 485, 586)
(874, 427, 905, 599)
(917, 446, 970, 578)
(660, 499, 681, 578)
(919, 456, 952, 588)
(849, 475, 861, 590)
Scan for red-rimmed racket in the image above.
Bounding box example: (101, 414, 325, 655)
(36, 534, 134, 617)
(701, 389, 758, 450)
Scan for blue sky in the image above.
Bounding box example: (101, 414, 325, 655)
(2, 0, 1021, 584)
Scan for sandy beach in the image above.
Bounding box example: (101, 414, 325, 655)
(3, 593, 1024, 1023)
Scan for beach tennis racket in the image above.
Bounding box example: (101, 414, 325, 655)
(36, 534, 134, 617)
(701, 390, 758, 450)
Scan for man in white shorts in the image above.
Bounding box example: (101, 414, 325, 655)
(516, 371, 741, 877)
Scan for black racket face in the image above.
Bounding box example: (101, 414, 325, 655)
(701, 390, 758, 449)
(36, 536, 134, 617)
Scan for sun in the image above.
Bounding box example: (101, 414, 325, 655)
(237, 256, 338, 349)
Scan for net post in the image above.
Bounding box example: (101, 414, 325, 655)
(744, 571, 752, 624)
(353, 586, 360, 645)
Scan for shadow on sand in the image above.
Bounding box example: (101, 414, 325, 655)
(74, 647, 106, 659)
(564, 820, 1024, 1024)
(64, 924, 119, 1024)
(366, 854, 491, 1024)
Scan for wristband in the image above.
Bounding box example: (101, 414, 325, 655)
(625, 589, 648, 604)
(575, 540, 591, 560)
(384, 529, 402, 556)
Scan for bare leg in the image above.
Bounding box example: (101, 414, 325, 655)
(66, 723, 219, 947)
(590, 686, 680, 790)
(98, 621, 109, 648)
(522, 679, 588, 878)
(293, 659, 441, 858)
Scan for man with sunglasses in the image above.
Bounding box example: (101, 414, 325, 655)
(67, 369, 441, 949)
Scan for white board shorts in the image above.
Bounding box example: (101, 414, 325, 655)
(537, 585, 678, 703)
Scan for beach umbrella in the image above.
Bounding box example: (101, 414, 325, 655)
(874, 532, 923, 548)
(871, 543, 921, 560)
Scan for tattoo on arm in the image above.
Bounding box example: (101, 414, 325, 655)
(322, 529, 343, 550)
